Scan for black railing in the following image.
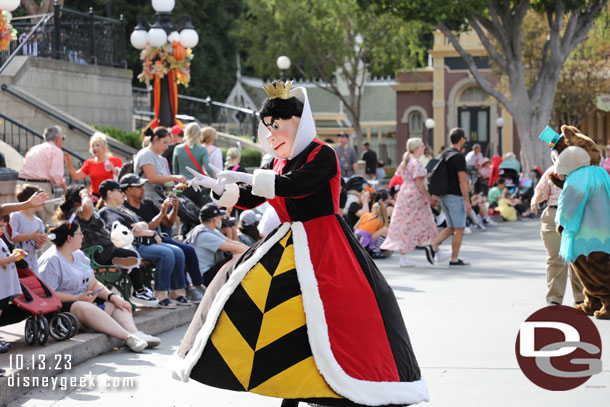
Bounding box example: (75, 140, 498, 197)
(1, 84, 134, 158)
(0, 5, 126, 69)
(132, 87, 260, 141)
(0, 112, 87, 186)
(0, 14, 52, 73)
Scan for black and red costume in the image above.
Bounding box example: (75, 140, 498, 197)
(171, 86, 428, 406)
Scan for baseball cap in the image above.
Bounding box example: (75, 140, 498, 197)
(119, 173, 148, 189)
(99, 180, 122, 198)
(338, 132, 348, 138)
(239, 210, 262, 226)
(171, 125, 184, 136)
(200, 203, 226, 222)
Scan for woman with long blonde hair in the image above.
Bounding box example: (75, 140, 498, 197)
(172, 122, 215, 206)
(381, 138, 438, 267)
(64, 132, 122, 202)
(353, 201, 389, 258)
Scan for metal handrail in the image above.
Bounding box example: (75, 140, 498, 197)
(0, 112, 87, 162)
(0, 13, 52, 76)
(1, 84, 134, 157)
(178, 94, 259, 117)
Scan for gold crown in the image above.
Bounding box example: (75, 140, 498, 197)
(263, 81, 292, 100)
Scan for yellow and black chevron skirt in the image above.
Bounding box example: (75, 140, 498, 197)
(189, 229, 341, 400)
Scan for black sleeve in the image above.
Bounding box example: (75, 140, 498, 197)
(274, 145, 338, 198)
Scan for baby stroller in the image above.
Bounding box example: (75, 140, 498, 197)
(12, 266, 79, 345)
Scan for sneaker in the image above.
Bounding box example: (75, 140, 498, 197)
(172, 295, 192, 306)
(156, 298, 177, 309)
(0, 340, 10, 354)
(399, 254, 416, 268)
(134, 331, 161, 349)
(464, 227, 472, 235)
(484, 217, 498, 226)
(187, 286, 203, 304)
(131, 289, 160, 308)
(547, 301, 561, 306)
(449, 259, 470, 266)
(424, 245, 435, 265)
(436, 248, 452, 263)
(125, 334, 147, 353)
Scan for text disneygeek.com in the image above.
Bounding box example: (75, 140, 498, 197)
(8, 372, 136, 391)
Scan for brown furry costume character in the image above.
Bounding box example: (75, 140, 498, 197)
(545, 125, 610, 319)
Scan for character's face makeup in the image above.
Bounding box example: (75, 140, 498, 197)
(262, 116, 300, 159)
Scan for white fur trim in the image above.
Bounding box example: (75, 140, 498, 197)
(212, 182, 240, 208)
(258, 87, 317, 160)
(170, 223, 292, 382)
(554, 146, 591, 175)
(251, 169, 276, 199)
(169, 221, 429, 405)
(290, 223, 430, 405)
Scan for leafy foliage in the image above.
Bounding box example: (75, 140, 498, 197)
(234, 0, 430, 144)
(93, 125, 142, 149)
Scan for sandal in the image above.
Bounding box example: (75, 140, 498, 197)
(156, 298, 177, 309)
(172, 295, 192, 306)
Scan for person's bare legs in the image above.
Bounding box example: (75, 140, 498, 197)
(433, 228, 454, 252)
(69, 301, 131, 341)
(451, 228, 464, 262)
(105, 302, 138, 334)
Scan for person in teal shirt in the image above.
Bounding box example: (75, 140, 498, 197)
(487, 177, 506, 208)
(173, 123, 215, 206)
(173, 122, 215, 180)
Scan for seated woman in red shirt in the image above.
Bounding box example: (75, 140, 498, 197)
(64, 132, 121, 202)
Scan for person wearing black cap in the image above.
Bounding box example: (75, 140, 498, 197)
(97, 179, 191, 308)
(121, 173, 205, 304)
(184, 203, 248, 287)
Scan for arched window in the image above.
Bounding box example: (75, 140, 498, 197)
(459, 86, 487, 103)
(408, 111, 424, 139)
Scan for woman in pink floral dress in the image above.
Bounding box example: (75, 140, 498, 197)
(381, 138, 438, 267)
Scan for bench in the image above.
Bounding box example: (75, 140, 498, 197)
(82, 246, 156, 310)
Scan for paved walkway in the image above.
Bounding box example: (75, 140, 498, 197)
(3, 219, 610, 406)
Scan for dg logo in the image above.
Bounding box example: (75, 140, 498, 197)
(515, 305, 602, 390)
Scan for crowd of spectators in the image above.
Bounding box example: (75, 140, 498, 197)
(0, 123, 265, 357)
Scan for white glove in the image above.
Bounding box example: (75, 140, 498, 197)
(216, 170, 254, 186)
(186, 167, 223, 195)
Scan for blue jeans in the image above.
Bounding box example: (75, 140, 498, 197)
(162, 237, 203, 286)
(439, 194, 466, 229)
(136, 243, 187, 291)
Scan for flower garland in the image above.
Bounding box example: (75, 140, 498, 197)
(0, 11, 17, 52)
(137, 41, 193, 88)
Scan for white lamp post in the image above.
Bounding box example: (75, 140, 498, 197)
(130, 1, 200, 127)
(0, 0, 20, 12)
(424, 117, 435, 148)
(152, 0, 175, 13)
(277, 56, 291, 81)
(496, 116, 505, 156)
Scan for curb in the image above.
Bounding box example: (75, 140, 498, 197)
(0, 305, 196, 405)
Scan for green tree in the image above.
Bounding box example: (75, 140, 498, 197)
(364, 0, 608, 172)
(235, 0, 429, 149)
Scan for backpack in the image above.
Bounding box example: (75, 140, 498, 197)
(428, 150, 459, 196)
